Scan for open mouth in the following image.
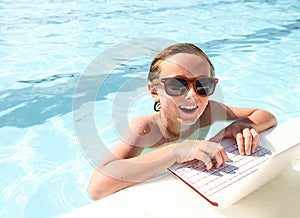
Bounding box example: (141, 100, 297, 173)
(178, 105, 198, 113)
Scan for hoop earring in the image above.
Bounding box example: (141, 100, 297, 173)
(154, 101, 161, 112)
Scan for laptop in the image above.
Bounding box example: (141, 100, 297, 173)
(168, 118, 300, 208)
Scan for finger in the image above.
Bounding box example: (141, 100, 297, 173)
(236, 132, 245, 155)
(243, 128, 252, 155)
(200, 142, 228, 169)
(216, 145, 229, 166)
(220, 147, 229, 162)
(250, 128, 259, 153)
(230, 127, 245, 155)
(197, 153, 213, 170)
(214, 151, 226, 168)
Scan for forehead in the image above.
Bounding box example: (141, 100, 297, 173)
(159, 53, 210, 78)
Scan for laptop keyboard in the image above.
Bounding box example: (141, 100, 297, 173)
(169, 144, 272, 197)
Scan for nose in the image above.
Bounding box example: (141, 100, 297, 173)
(185, 83, 197, 98)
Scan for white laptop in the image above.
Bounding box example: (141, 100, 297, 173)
(168, 119, 300, 208)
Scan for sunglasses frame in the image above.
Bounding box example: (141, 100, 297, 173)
(158, 76, 218, 97)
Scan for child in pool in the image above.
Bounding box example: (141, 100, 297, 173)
(88, 43, 277, 200)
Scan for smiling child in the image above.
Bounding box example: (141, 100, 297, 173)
(88, 43, 277, 200)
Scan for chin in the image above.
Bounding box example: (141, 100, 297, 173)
(177, 111, 203, 126)
(177, 117, 199, 126)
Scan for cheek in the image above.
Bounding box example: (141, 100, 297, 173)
(161, 96, 176, 106)
(159, 95, 179, 111)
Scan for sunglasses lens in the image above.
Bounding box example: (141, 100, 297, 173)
(161, 77, 217, 96)
(196, 78, 216, 96)
(164, 78, 187, 96)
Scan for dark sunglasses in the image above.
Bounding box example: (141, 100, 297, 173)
(158, 77, 218, 97)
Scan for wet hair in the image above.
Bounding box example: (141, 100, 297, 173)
(148, 43, 215, 82)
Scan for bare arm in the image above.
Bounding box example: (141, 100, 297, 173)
(88, 142, 176, 200)
(210, 101, 277, 155)
(223, 105, 277, 132)
(88, 117, 228, 200)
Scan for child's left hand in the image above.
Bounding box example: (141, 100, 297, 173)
(209, 121, 259, 155)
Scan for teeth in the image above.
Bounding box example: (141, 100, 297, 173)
(179, 105, 197, 110)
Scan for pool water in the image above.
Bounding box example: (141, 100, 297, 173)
(0, 0, 300, 217)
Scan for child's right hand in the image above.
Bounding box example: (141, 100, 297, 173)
(173, 140, 228, 170)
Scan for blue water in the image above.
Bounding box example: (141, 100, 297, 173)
(1, 0, 300, 217)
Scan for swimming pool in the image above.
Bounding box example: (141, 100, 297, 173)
(0, 0, 300, 217)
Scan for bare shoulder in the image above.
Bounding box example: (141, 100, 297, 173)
(122, 113, 162, 147)
(208, 100, 258, 120)
(127, 114, 155, 136)
(101, 114, 160, 163)
(205, 100, 238, 121)
(208, 100, 229, 110)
